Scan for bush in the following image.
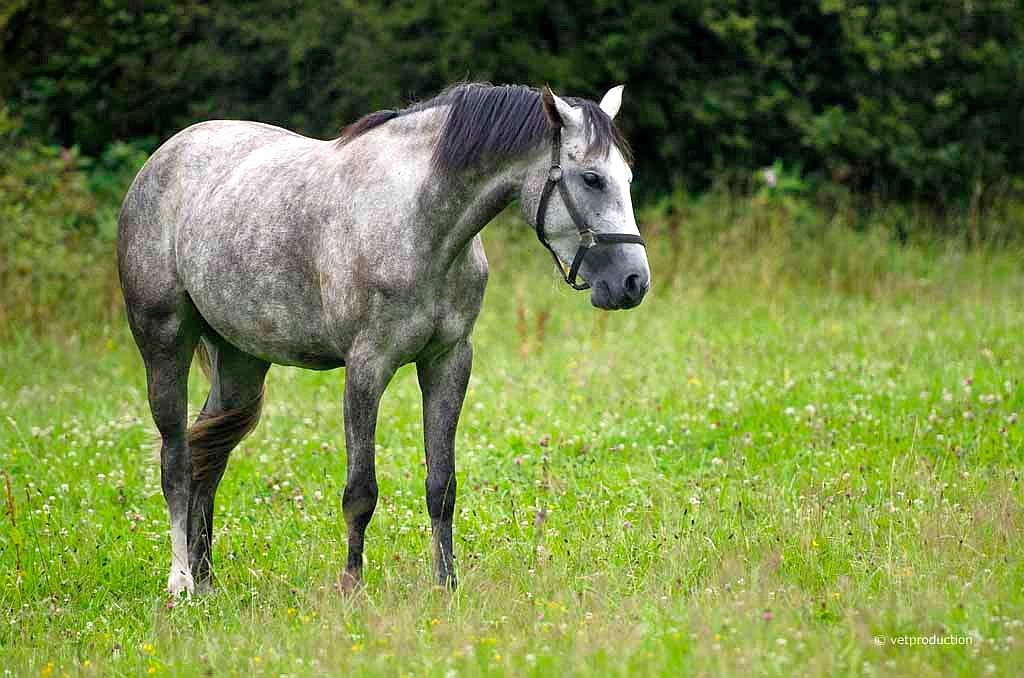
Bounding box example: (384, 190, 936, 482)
(3, 1, 1022, 202)
(0, 108, 146, 336)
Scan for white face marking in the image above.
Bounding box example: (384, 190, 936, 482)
(604, 146, 639, 234)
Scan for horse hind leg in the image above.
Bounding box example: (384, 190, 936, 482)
(126, 303, 202, 596)
(187, 337, 269, 593)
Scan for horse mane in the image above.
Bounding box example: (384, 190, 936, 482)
(335, 82, 631, 175)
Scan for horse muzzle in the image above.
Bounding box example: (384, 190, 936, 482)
(590, 266, 650, 310)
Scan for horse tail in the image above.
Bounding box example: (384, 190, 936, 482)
(188, 392, 263, 482)
(188, 340, 264, 482)
(194, 339, 213, 379)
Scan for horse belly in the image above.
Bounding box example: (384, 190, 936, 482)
(178, 238, 345, 369)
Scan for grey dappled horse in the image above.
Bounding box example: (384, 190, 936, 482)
(118, 83, 650, 596)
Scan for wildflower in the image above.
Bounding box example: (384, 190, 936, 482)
(142, 643, 155, 655)
(762, 167, 778, 187)
(762, 610, 774, 621)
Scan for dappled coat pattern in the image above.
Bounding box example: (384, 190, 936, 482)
(117, 82, 649, 595)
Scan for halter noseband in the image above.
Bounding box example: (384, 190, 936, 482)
(534, 126, 646, 290)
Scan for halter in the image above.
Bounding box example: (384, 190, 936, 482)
(534, 126, 646, 290)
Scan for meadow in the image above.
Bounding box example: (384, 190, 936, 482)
(2, 199, 1023, 676)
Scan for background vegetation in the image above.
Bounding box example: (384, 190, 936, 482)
(2, 1, 1024, 676)
(3, 0, 1023, 199)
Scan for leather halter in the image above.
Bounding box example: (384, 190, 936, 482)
(534, 126, 646, 290)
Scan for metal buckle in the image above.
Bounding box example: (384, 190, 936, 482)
(579, 229, 595, 248)
(548, 165, 563, 182)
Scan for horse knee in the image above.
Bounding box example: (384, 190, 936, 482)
(425, 473, 457, 521)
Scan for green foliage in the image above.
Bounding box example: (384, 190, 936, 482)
(1, 0, 204, 152)
(0, 109, 145, 333)
(3, 1, 1022, 200)
(1, 95, 1022, 336)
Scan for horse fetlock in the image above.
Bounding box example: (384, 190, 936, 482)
(425, 474, 457, 520)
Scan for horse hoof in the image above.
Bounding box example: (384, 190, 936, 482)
(194, 579, 215, 596)
(167, 568, 195, 596)
(435, 575, 458, 591)
(337, 570, 363, 595)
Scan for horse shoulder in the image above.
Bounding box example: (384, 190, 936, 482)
(433, 235, 488, 345)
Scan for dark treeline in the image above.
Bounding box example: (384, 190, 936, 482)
(2, 0, 1022, 201)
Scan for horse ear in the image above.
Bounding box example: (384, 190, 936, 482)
(542, 86, 584, 129)
(599, 85, 624, 119)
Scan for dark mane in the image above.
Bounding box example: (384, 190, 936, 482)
(335, 83, 631, 175)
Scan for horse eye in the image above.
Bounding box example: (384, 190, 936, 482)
(582, 171, 604, 189)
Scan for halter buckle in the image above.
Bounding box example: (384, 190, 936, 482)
(548, 165, 563, 182)
(579, 229, 596, 248)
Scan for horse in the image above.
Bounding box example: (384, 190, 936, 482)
(117, 82, 650, 595)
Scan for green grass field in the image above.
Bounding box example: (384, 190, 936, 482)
(2, 221, 1023, 676)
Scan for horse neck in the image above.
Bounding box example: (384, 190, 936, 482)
(421, 151, 538, 266)
(386, 107, 540, 265)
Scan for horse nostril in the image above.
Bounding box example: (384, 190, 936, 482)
(624, 273, 646, 301)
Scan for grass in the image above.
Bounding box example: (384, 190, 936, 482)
(2, 213, 1024, 676)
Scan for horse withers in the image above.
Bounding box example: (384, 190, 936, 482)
(117, 82, 650, 595)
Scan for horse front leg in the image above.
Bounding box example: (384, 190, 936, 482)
(340, 357, 394, 591)
(416, 339, 472, 589)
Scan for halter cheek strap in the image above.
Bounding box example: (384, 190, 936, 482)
(534, 126, 646, 291)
